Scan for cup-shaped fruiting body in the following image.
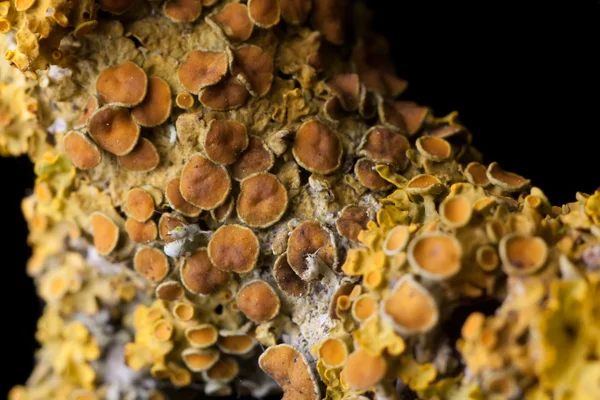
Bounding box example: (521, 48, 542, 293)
(476, 245, 500, 272)
(287, 221, 337, 281)
(358, 126, 410, 167)
(440, 195, 472, 228)
(181, 348, 220, 372)
(185, 324, 218, 349)
(313, 0, 347, 45)
(487, 162, 530, 192)
(381, 275, 439, 335)
(351, 294, 378, 322)
(203, 356, 239, 383)
(329, 282, 355, 319)
(355, 158, 392, 190)
(88, 105, 141, 156)
(326, 73, 360, 111)
(133, 247, 170, 284)
(473, 197, 496, 213)
(258, 344, 320, 400)
(378, 99, 429, 136)
(407, 232, 462, 280)
(463, 162, 491, 187)
(155, 281, 184, 302)
(416, 136, 452, 162)
(406, 174, 444, 196)
(206, 3, 254, 43)
(382, 225, 410, 256)
(96, 61, 148, 107)
(131, 77, 172, 128)
(63, 131, 102, 171)
(203, 119, 249, 165)
(173, 302, 196, 321)
(75, 96, 100, 129)
(163, 0, 203, 23)
(180, 248, 230, 295)
(178, 50, 228, 94)
(229, 45, 274, 97)
(126, 188, 155, 222)
(236, 280, 281, 323)
(280, 0, 311, 24)
(318, 337, 349, 369)
(98, 0, 132, 14)
(175, 92, 195, 109)
(168, 363, 193, 387)
(248, 0, 280, 28)
(292, 119, 343, 175)
(211, 196, 235, 223)
(126, 219, 158, 244)
(199, 75, 250, 110)
(180, 154, 231, 210)
(336, 205, 371, 243)
(273, 253, 310, 297)
(158, 213, 187, 243)
(89, 212, 119, 256)
(340, 348, 387, 391)
(218, 334, 256, 355)
(117, 138, 160, 172)
(165, 177, 202, 218)
(236, 172, 288, 228)
(153, 319, 174, 342)
(208, 224, 260, 274)
(231, 136, 275, 181)
(499, 233, 548, 275)
(485, 218, 505, 244)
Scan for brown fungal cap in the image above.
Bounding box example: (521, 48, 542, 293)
(237, 172, 288, 228)
(158, 213, 187, 243)
(236, 280, 280, 323)
(218, 334, 256, 355)
(259, 344, 320, 400)
(98, 0, 132, 14)
(185, 324, 218, 348)
(499, 233, 548, 275)
(133, 247, 170, 284)
(63, 131, 102, 170)
(178, 50, 228, 94)
(379, 100, 429, 135)
(383, 225, 410, 256)
(211, 196, 234, 222)
(359, 126, 410, 167)
(208, 225, 260, 274)
(182, 348, 220, 372)
(355, 158, 391, 190)
(180, 154, 231, 210)
(163, 0, 203, 23)
(75, 96, 99, 129)
(175, 92, 195, 109)
(329, 283, 354, 320)
(287, 221, 337, 281)
(463, 162, 491, 187)
(318, 338, 348, 369)
(155, 281, 184, 301)
(131, 77, 172, 128)
(165, 177, 202, 218)
(198, 75, 250, 110)
(335, 205, 370, 243)
(229, 45, 274, 97)
(180, 248, 230, 295)
(203, 120, 249, 165)
(273, 253, 310, 297)
(487, 162, 531, 192)
(292, 120, 343, 175)
(280, 0, 312, 24)
(231, 136, 275, 181)
(382, 275, 439, 335)
(88, 105, 140, 156)
(126, 219, 158, 244)
(90, 212, 119, 256)
(406, 174, 444, 196)
(206, 3, 254, 43)
(408, 232, 462, 280)
(126, 188, 155, 222)
(116, 138, 160, 172)
(326, 73, 360, 111)
(205, 356, 239, 383)
(416, 136, 452, 161)
(440, 195, 472, 228)
(248, 0, 281, 28)
(96, 61, 148, 107)
(313, 0, 347, 45)
(341, 348, 387, 391)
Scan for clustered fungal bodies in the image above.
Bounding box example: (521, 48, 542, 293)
(1, 1, 600, 399)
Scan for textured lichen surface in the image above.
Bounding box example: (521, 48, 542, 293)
(2, 1, 600, 399)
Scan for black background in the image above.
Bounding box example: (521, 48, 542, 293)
(2, 0, 599, 397)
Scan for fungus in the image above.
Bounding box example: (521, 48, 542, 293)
(158, 213, 187, 243)
(280, 0, 312, 24)
(133, 247, 170, 284)
(231, 136, 275, 181)
(182, 348, 220, 372)
(229, 45, 274, 97)
(198, 75, 250, 110)
(180, 154, 231, 210)
(383, 225, 410, 256)
(248, 0, 281, 28)
(355, 158, 391, 190)
(440, 195, 472, 228)
(74, 96, 99, 129)
(203, 119, 249, 165)
(205, 356, 239, 383)
(312, 0, 347, 45)
(88, 105, 140, 156)
(98, 0, 132, 14)
(416, 136, 452, 161)
(153, 320, 174, 342)
(211, 196, 234, 222)
(236, 280, 280, 323)
(463, 162, 491, 187)
(173, 302, 195, 321)
(208, 224, 260, 273)
(126, 187, 155, 222)
(63, 131, 102, 170)
(499, 233, 548, 275)
(335, 205, 370, 243)
(351, 294, 378, 322)
(273, 253, 310, 297)
(237, 172, 288, 228)
(163, 0, 203, 23)
(341, 348, 387, 391)
(406, 174, 444, 196)
(126, 218, 158, 244)
(379, 100, 429, 135)
(185, 324, 218, 348)
(408, 233, 462, 280)
(155, 281, 184, 301)
(218, 334, 256, 355)
(180, 248, 229, 295)
(258, 344, 320, 400)
(206, 3, 254, 43)
(117, 138, 160, 172)
(96, 61, 148, 107)
(178, 50, 228, 94)
(165, 178, 202, 218)
(318, 338, 348, 369)
(475, 245, 499, 272)
(287, 221, 337, 281)
(131, 77, 172, 128)
(89, 212, 119, 256)
(175, 92, 195, 109)
(382, 275, 439, 335)
(325, 73, 360, 111)
(487, 162, 530, 192)
(358, 126, 410, 167)
(292, 120, 342, 174)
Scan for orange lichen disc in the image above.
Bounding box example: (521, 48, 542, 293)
(88, 105, 140, 156)
(287, 221, 337, 281)
(463, 162, 491, 187)
(237, 172, 288, 228)
(280, 0, 312, 25)
(383, 225, 410, 256)
(158, 213, 187, 243)
(499, 233, 548, 275)
(236, 280, 280, 323)
(173, 302, 195, 321)
(326, 73, 360, 111)
(229, 45, 274, 97)
(74, 21, 99, 39)
(248, 0, 280, 28)
(211, 196, 234, 222)
(408, 233, 462, 280)
(155, 280, 184, 301)
(178, 50, 228, 94)
(218, 334, 256, 355)
(440, 195, 472, 228)
(359, 126, 410, 167)
(15, 0, 35, 11)
(203, 119, 249, 165)
(379, 100, 429, 136)
(163, 0, 203, 23)
(340, 348, 387, 391)
(126, 187, 155, 222)
(273, 253, 310, 297)
(180, 248, 230, 295)
(89, 212, 119, 256)
(207, 225, 260, 274)
(117, 138, 160, 172)
(476, 245, 500, 272)
(96, 61, 148, 107)
(133, 247, 170, 284)
(206, 3, 254, 43)
(153, 319, 174, 341)
(165, 177, 202, 218)
(185, 324, 218, 348)
(181, 348, 220, 372)
(329, 283, 354, 319)
(180, 154, 231, 210)
(63, 131, 102, 170)
(125, 218, 158, 244)
(405, 174, 443, 196)
(318, 338, 348, 369)
(258, 344, 320, 400)
(131, 77, 172, 127)
(355, 158, 391, 190)
(74, 96, 99, 129)
(312, 0, 347, 45)
(292, 119, 342, 175)
(198, 75, 250, 110)
(351, 294, 378, 322)
(204, 356, 239, 383)
(416, 136, 452, 161)
(487, 162, 531, 192)
(335, 205, 370, 243)
(98, 0, 132, 14)
(231, 136, 275, 181)
(175, 92, 195, 109)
